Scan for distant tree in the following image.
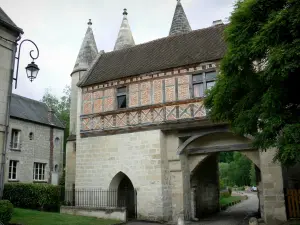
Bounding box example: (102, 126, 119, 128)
(41, 86, 70, 166)
(227, 152, 252, 186)
(219, 152, 234, 163)
(205, 0, 300, 167)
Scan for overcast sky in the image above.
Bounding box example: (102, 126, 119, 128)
(2, 0, 235, 101)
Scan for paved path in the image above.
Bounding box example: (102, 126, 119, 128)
(189, 192, 259, 225)
(126, 192, 259, 225)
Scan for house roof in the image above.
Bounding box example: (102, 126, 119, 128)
(10, 94, 65, 129)
(78, 24, 227, 87)
(0, 7, 23, 34)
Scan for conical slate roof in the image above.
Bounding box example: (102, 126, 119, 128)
(73, 19, 98, 73)
(114, 9, 135, 51)
(169, 0, 192, 36)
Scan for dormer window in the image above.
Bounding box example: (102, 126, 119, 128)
(192, 71, 217, 97)
(117, 87, 127, 109)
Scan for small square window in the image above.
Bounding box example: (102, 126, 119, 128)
(117, 87, 127, 109)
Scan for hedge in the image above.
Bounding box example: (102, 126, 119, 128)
(3, 183, 62, 212)
(0, 200, 13, 225)
(220, 190, 231, 198)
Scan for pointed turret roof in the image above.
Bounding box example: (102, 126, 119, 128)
(169, 0, 192, 36)
(73, 19, 98, 74)
(114, 9, 135, 51)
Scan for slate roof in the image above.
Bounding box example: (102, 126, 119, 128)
(0, 7, 23, 34)
(78, 24, 227, 87)
(10, 94, 65, 129)
(169, 0, 192, 36)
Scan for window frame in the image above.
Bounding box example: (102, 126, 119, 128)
(8, 160, 18, 181)
(11, 129, 21, 150)
(33, 162, 46, 181)
(116, 86, 127, 109)
(192, 70, 217, 98)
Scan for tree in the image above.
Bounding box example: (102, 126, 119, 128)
(205, 0, 300, 167)
(41, 86, 70, 165)
(227, 152, 252, 186)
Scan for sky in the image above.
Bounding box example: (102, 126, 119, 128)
(2, 0, 235, 101)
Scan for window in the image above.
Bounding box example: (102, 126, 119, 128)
(55, 137, 60, 147)
(192, 71, 217, 97)
(54, 164, 58, 172)
(11, 129, 20, 149)
(8, 160, 17, 180)
(29, 132, 34, 140)
(33, 163, 46, 181)
(117, 87, 127, 109)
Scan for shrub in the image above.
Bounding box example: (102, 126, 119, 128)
(227, 187, 232, 196)
(220, 190, 231, 198)
(0, 200, 13, 225)
(3, 183, 62, 212)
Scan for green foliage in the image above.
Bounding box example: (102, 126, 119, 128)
(219, 152, 234, 163)
(0, 200, 13, 225)
(204, 0, 300, 167)
(41, 86, 70, 166)
(228, 187, 232, 196)
(3, 183, 62, 212)
(219, 152, 253, 187)
(220, 190, 231, 198)
(59, 168, 66, 186)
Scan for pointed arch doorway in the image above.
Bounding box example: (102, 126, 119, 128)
(109, 172, 137, 219)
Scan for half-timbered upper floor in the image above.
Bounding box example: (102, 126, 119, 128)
(78, 23, 227, 137)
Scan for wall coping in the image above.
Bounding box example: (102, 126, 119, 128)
(60, 206, 126, 212)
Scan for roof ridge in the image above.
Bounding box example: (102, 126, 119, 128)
(105, 24, 227, 55)
(12, 93, 47, 106)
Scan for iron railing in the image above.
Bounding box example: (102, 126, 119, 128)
(62, 188, 134, 208)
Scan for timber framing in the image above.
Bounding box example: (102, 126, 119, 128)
(188, 143, 255, 155)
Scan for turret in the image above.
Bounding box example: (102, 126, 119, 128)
(169, 0, 192, 36)
(114, 9, 135, 51)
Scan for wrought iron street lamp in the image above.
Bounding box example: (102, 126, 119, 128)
(13, 39, 40, 88)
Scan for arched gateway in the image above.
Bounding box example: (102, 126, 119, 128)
(109, 172, 136, 219)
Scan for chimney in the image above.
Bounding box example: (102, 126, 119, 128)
(212, 20, 224, 26)
(48, 108, 54, 125)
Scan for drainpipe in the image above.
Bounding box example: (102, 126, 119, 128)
(48, 109, 54, 184)
(0, 35, 20, 199)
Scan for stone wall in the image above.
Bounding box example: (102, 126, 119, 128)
(0, 25, 18, 187)
(5, 118, 64, 184)
(65, 140, 76, 189)
(259, 148, 287, 224)
(75, 129, 167, 221)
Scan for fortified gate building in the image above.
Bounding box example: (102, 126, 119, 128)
(65, 1, 292, 224)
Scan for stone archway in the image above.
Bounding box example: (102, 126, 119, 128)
(109, 172, 136, 219)
(177, 131, 261, 220)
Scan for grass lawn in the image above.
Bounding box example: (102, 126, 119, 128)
(219, 196, 243, 207)
(10, 208, 121, 225)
